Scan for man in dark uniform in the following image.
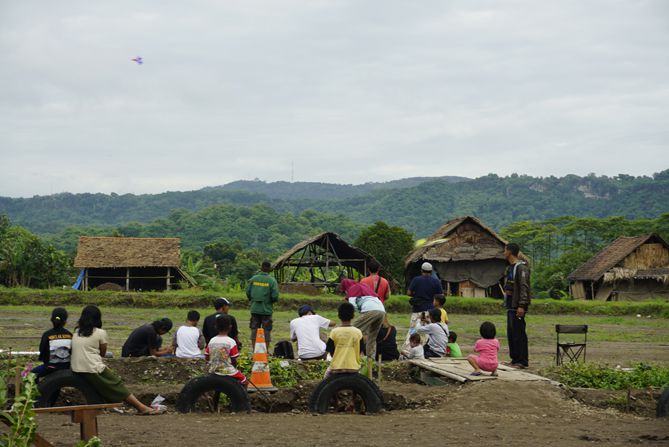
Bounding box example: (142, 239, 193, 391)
(503, 243, 531, 369)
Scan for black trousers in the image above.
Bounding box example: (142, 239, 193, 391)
(507, 309, 528, 366)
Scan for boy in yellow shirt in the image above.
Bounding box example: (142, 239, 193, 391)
(433, 294, 448, 324)
(325, 302, 363, 377)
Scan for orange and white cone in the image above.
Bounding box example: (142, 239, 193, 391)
(248, 328, 277, 392)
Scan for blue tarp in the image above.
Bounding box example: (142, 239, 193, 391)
(72, 269, 85, 290)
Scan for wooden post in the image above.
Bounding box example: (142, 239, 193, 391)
(84, 269, 88, 291)
(72, 409, 99, 441)
(166, 267, 172, 291)
(125, 268, 130, 292)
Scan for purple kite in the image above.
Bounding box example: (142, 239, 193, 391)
(131, 56, 143, 65)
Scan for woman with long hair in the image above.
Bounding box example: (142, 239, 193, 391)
(70, 305, 163, 415)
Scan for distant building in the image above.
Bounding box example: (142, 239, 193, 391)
(73, 236, 194, 291)
(405, 216, 510, 298)
(568, 234, 669, 300)
(272, 232, 385, 294)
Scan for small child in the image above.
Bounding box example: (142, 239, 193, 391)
(467, 321, 500, 376)
(172, 310, 206, 359)
(400, 333, 424, 360)
(415, 308, 449, 358)
(32, 307, 72, 378)
(446, 331, 462, 357)
(325, 302, 363, 378)
(205, 314, 247, 387)
(433, 294, 448, 324)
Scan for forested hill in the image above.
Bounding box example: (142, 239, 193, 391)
(1, 171, 668, 236)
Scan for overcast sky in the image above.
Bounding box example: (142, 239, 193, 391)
(1, 1, 668, 197)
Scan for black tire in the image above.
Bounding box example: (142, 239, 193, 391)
(309, 373, 384, 414)
(176, 374, 250, 413)
(36, 370, 105, 408)
(657, 386, 669, 418)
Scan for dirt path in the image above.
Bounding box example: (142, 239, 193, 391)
(34, 381, 669, 447)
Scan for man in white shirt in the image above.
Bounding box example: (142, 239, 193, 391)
(289, 305, 335, 360)
(172, 310, 205, 359)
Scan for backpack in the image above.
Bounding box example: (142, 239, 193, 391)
(273, 340, 295, 359)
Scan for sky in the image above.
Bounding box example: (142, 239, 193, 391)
(1, 1, 668, 197)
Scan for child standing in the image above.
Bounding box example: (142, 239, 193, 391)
(433, 294, 448, 324)
(415, 308, 449, 358)
(205, 314, 247, 387)
(400, 333, 424, 360)
(32, 308, 72, 378)
(467, 321, 500, 376)
(446, 331, 462, 357)
(172, 310, 206, 359)
(325, 302, 363, 377)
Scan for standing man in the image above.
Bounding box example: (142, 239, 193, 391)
(405, 262, 443, 348)
(246, 261, 279, 348)
(360, 261, 390, 303)
(202, 297, 241, 349)
(503, 243, 531, 369)
(340, 279, 386, 362)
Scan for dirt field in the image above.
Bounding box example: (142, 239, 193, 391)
(31, 380, 669, 447)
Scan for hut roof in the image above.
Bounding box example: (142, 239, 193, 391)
(405, 216, 507, 266)
(568, 234, 669, 281)
(74, 236, 182, 268)
(272, 232, 380, 272)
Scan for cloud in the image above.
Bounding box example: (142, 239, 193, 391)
(1, 0, 668, 196)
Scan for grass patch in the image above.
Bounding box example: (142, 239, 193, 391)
(552, 362, 669, 390)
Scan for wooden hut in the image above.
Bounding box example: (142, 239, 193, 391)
(405, 216, 509, 298)
(73, 236, 194, 291)
(272, 232, 383, 293)
(568, 234, 669, 301)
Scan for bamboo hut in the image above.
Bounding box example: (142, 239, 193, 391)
(272, 232, 384, 293)
(73, 236, 194, 291)
(405, 216, 509, 298)
(568, 234, 669, 300)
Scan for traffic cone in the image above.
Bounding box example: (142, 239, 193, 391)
(248, 328, 277, 392)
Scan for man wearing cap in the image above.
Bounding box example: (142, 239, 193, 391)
(203, 297, 241, 349)
(289, 305, 336, 361)
(404, 262, 444, 349)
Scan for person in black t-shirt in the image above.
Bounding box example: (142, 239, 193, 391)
(375, 317, 400, 361)
(32, 307, 73, 378)
(121, 318, 173, 357)
(202, 297, 241, 349)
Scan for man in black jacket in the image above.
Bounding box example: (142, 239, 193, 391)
(202, 297, 241, 349)
(503, 243, 531, 369)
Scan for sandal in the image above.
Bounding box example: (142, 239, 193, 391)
(140, 407, 166, 416)
(470, 371, 482, 376)
(491, 371, 498, 377)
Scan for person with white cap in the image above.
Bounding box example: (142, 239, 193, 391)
(404, 262, 444, 349)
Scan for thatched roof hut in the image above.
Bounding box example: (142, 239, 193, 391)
(568, 234, 669, 300)
(272, 232, 384, 292)
(405, 216, 509, 298)
(73, 236, 194, 291)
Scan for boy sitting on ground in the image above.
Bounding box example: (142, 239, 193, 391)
(400, 333, 424, 360)
(415, 308, 449, 358)
(324, 302, 363, 377)
(433, 294, 448, 324)
(446, 331, 462, 357)
(172, 310, 206, 359)
(205, 314, 247, 387)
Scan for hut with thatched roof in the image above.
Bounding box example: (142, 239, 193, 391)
(272, 232, 384, 293)
(405, 216, 509, 298)
(568, 234, 669, 301)
(73, 236, 194, 291)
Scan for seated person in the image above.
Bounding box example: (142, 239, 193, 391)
(400, 333, 424, 360)
(205, 314, 247, 386)
(433, 294, 449, 324)
(325, 302, 364, 377)
(121, 318, 173, 357)
(32, 307, 72, 378)
(172, 310, 206, 359)
(290, 305, 335, 361)
(202, 297, 241, 349)
(446, 331, 462, 357)
(375, 317, 400, 361)
(414, 308, 449, 358)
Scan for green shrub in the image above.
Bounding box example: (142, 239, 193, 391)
(553, 362, 669, 390)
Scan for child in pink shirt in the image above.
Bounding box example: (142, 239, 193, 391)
(467, 321, 500, 376)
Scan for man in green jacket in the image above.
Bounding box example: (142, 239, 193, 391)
(246, 261, 280, 348)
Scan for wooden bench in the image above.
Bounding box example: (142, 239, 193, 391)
(31, 403, 123, 446)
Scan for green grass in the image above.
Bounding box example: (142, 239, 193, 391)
(1, 287, 668, 317)
(552, 362, 669, 390)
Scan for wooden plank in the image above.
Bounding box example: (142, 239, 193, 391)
(34, 403, 122, 413)
(409, 359, 468, 382)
